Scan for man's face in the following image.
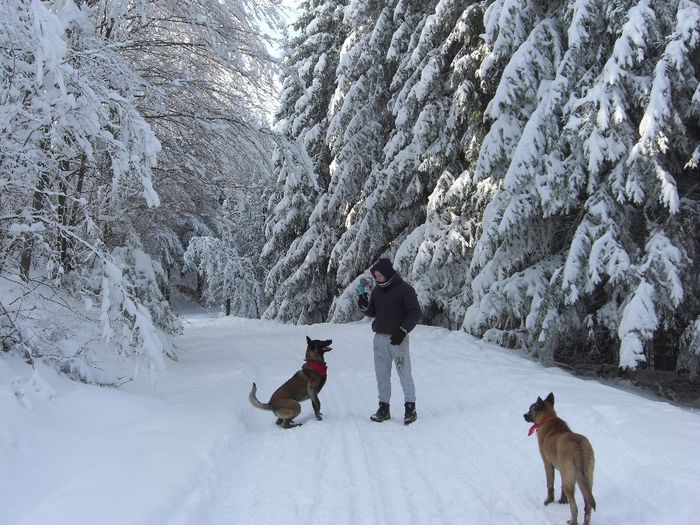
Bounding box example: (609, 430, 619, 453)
(372, 270, 386, 283)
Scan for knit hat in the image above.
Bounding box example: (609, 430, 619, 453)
(370, 258, 396, 281)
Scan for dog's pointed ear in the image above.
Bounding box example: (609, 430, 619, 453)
(306, 336, 311, 345)
(537, 396, 543, 404)
(545, 392, 555, 406)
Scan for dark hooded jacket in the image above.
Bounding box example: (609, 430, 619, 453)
(363, 259, 421, 335)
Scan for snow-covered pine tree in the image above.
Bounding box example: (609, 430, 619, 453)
(330, 0, 454, 294)
(463, 0, 700, 372)
(529, 0, 700, 371)
(502, 0, 630, 363)
(262, 140, 320, 321)
(262, 0, 348, 323)
(322, 0, 403, 321)
(464, 2, 563, 348)
(391, 1, 489, 328)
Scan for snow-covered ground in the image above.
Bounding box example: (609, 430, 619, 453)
(2, 313, 699, 525)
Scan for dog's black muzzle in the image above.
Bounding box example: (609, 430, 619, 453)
(523, 412, 534, 423)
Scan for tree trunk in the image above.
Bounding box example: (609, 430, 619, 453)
(196, 272, 203, 299)
(61, 155, 86, 273)
(225, 298, 231, 316)
(56, 160, 69, 276)
(20, 171, 49, 281)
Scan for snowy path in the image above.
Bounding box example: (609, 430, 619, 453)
(2, 314, 700, 525)
(159, 316, 700, 525)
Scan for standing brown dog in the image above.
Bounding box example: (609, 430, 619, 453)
(249, 336, 332, 428)
(523, 392, 596, 525)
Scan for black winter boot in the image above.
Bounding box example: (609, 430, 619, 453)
(404, 402, 417, 425)
(370, 402, 391, 422)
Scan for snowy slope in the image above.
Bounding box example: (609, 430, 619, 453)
(2, 313, 699, 525)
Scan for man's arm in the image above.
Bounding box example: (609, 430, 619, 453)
(400, 285, 421, 332)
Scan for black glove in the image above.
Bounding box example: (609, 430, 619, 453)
(357, 293, 369, 309)
(390, 327, 407, 345)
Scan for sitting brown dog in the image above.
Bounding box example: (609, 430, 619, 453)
(524, 392, 596, 525)
(249, 336, 332, 428)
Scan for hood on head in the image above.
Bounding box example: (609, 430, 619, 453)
(370, 257, 396, 281)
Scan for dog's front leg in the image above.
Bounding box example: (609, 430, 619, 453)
(307, 384, 322, 420)
(543, 463, 555, 505)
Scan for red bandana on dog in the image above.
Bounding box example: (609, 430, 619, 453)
(528, 415, 556, 436)
(304, 360, 327, 377)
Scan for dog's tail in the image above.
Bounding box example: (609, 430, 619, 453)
(576, 454, 596, 512)
(249, 383, 271, 411)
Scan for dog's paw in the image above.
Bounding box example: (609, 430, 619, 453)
(558, 495, 569, 504)
(315, 413, 323, 421)
(543, 496, 554, 506)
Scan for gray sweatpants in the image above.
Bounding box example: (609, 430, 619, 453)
(373, 333, 416, 404)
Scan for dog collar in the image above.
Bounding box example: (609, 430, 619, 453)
(528, 415, 556, 436)
(304, 360, 327, 377)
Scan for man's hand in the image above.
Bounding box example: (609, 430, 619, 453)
(390, 327, 407, 345)
(358, 294, 369, 309)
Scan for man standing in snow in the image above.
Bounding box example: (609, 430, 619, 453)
(358, 257, 421, 425)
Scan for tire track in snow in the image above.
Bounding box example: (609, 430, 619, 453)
(327, 401, 385, 523)
(323, 330, 481, 525)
